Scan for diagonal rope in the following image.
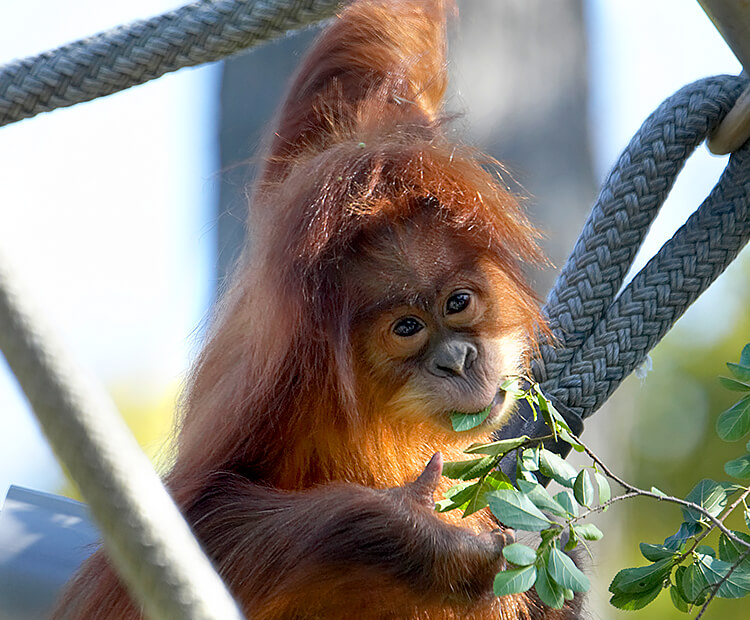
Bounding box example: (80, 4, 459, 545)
(0, 248, 244, 620)
(0, 1, 352, 617)
(0, 0, 345, 128)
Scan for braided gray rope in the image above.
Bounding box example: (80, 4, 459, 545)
(533, 75, 750, 420)
(0, 248, 243, 620)
(0, 0, 344, 128)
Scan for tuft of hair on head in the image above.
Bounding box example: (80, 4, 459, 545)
(261, 0, 455, 184)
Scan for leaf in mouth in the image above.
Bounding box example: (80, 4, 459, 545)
(450, 404, 492, 431)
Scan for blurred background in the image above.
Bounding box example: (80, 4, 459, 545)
(0, 1, 747, 618)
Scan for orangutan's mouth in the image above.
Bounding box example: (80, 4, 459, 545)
(449, 389, 508, 431)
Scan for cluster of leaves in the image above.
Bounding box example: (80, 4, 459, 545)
(609, 344, 750, 615)
(440, 344, 750, 616)
(441, 379, 607, 608)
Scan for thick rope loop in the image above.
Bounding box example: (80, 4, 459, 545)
(0, 0, 344, 128)
(533, 75, 750, 420)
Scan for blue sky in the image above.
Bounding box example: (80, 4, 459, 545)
(0, 0, 744, 498)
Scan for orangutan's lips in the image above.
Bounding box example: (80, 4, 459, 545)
(460, 390, 507, 418)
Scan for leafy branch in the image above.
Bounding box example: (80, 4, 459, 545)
(438, 343, 750, 615)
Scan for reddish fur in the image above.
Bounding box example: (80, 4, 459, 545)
(54, 2, 579, 619)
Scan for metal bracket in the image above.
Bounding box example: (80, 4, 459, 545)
(698, 0, 750, 154)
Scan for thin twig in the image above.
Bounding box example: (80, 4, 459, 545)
(576, 436, 750, 550)
(570, 491, 640, 524)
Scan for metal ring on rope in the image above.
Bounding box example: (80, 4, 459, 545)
(498, 75, 750, 474)
(0, 0, 345, 128)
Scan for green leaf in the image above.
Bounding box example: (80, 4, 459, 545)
(639, 543, 676, 562)
(695, 554, 750, 599)
(576, 523, 604, 541)
(437, 473, 513, 515)
(493, 565, 537, 596)
(609, 584, 662, 610)
(517, 480, 568, 517)
(725, 454, 750, 479)
(535, 563, 565, 609)
(499, 376, 519, 391)
(539, 525, 563, 547)
(594, 471, 611, 506)
(609, 558, 673, 594)
(682, 479, 728, 523)
(664, 522, 702, 551)
(435, 480, 480, 513)
(520, 447, 540, 472)
(537, 523, 563, 558)
(681, 563, 708, 603)
(434, 498, 460, 512)
(741, 344, 750, 368)
(573, 470, 594, 507)
(669, 585, 690, 613)
(435, 494, 462, 509)
(486, 488, 552, 531)
(554, 491, 578, 517)
(696, 546, 716, 557)
(537, 396, 557, 441)
(719, 376, 750, 392)
(716, 396, 750, 441)
(450, 406, 491, 431)
(539, 397, 578, 446)
(720, 481, 744, 494)
(556, 422, 584, 452)
(674, 565, 687, 596)
(531, 386, 569, 430)
(564, 525, 578, 552)
(718, 531, 750, 567)
(547, 547, 590, 592)
(462, 471, 514, 517)
(502, 543, 537, 566)
(538, 449, 577, 487)
(487, 470, 515, 488)
(727, 362, 750, 383)
(464, 436, 530, 456)
(441, 456, 497, 480)
(444, 480, 477, 499)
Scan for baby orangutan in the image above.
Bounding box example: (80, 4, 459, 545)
(54, 0, 582, 618)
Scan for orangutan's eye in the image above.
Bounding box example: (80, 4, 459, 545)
(392, 317, 425, 337)
(446, 291, 471, 315)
